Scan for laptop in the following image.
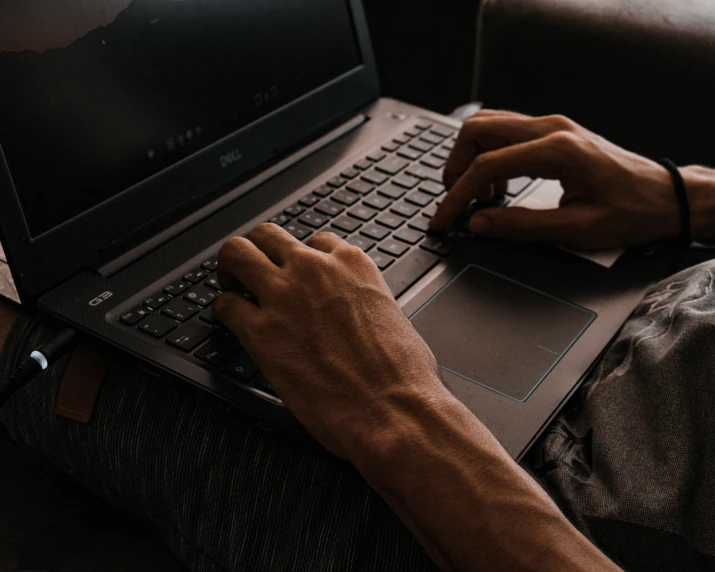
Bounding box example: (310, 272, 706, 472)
(0, 0, 675, 460)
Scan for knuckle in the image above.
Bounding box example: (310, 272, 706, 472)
(337, 243, 369, 265)
(218, 236, 249, 263)
(247, 222, 274, 241)
(547, 130, 582, 152)
(543, 114, 576, 131)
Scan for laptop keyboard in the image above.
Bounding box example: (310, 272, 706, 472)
(117, 120, 533, 398)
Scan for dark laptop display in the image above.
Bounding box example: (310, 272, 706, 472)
(0, 0, 361, 238)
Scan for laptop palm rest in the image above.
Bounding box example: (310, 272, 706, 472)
(410, 265, 595, 402)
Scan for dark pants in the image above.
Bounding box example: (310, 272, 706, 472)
(3, 261, 715, 571)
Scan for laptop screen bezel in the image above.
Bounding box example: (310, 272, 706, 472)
(0, 0, 380, 301)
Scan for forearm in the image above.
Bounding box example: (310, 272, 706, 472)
(354, 384, 619, 572)
(683, 166, 715, 243)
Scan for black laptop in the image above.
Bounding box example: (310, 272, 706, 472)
(0, 0, 674, 459)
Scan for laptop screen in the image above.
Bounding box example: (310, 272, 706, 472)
(0, 0, 362, 238)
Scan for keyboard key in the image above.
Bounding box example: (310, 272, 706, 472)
(201, 257, 219, 272)
(363, 195, 392, 211)
(405, 127, 421, 137)
(391, 202, 420, 218)
(269, 213, 292, 226)
(204, 276, 221, 291)
(432, 147, 451, 161)
(331, 189, 361, 206)
(348, 205, 378, 222)
(406, 164, 443, 182)
(383, 249, 440, 298)
(409, 139, 433, 153)
(195, 333, 241, 366)
(285, 203, 305, 217)
(347, 235, 376, 252)
(183, 268, 208, 284)
(354, 159, 372, 171)
(121, 306, 151, 325)
(332, 216, 362, 233)
(138, 313, 177, 338)
(375, 156, 409, 176)
(376, 213, 405, 230)
(393, 134, 410, 145)
(315, 201, 345, 217)
(408, 217, 431, 233)
(299, 194, 320, 207)
(394, 227, 423, 245)
(298, 211, 329, 229)
(418, 180, 446, 196)
(164, 280, 189, 296)
(377, 183, 406, 200)
(431, 125, 456, 138)
(284, 221, 313, 240)
(327, 176, 348, 188)
(368, 251, 395, 270)
(443, 139, 455, 151)
(397, 147, 422, 161)
(382, 141, 400, 153)
(313, 185, 334, 198)
(422, 203, 438, 218)
(420, 236, 454, 256)
(144, 294, 170, 310)
(379, 239, 409, 258)
(392, 173, 420, 189)
(346, 179, 375, 195)
(420, 132, 443, 146)
(360, 223, 390, 242)
(415, 120, 433, 130)
(167, 321, 214, 352)
(367, 150, 387, 162)
(184, 285, 219, 306)
(362, 170, 389, 186)
(224, 351, 260, 380)
(199, 306, 218, 325)
(162, 299, 199, 322)
(405, 192, 433, 208)
(324, 229, 349, 240)
(506, 177, 533, 197)
(340, 168, 360, 180)
(421, 155, 447, 170)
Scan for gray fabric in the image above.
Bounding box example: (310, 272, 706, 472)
(2, 260, 715, 571)
(526, 260, 715, 570)
(0, 317, 435, 572)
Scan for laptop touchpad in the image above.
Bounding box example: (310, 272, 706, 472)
(410, 265, 595, 402)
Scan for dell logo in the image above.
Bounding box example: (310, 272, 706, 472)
(89, 291, 113, 306)
(220, 149, 243, 168)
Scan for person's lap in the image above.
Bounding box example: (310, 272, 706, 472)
(2, 260, 715, 571)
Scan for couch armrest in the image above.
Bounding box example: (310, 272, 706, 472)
(475, 0, 715, 167)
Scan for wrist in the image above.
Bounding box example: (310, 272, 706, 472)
(682, 166, 715, 243)
(349, 380, 473, 484)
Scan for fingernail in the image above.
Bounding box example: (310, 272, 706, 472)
(469, 216, 491, 235)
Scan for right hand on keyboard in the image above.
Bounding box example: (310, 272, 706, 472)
(213, 223, 449, 461)
(430, 109, 684, 250)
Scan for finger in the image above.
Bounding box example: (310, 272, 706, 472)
(467, 205, 593, 245)
(444, 114, 576, 190)
(432, 133, 580, 230)
(472, 109, 530, 119)
(493, 180, 508, 197)
(213, 291, 259, 342)
(217, 236, 278, 295)
(246, 223, 302, 266)
(305, 231, 344, 253)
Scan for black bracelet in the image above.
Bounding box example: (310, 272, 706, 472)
(657, 158, 691, 243)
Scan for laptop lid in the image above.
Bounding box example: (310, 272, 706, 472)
(0, 0, 379, 302)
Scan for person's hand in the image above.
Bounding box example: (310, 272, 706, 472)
(213, 224, 448, 461)
(430, 109, 680, 250)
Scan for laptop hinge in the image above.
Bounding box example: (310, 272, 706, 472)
(96, 113, 369, 278)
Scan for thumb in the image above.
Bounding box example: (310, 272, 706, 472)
(469, 205, 589, 244)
